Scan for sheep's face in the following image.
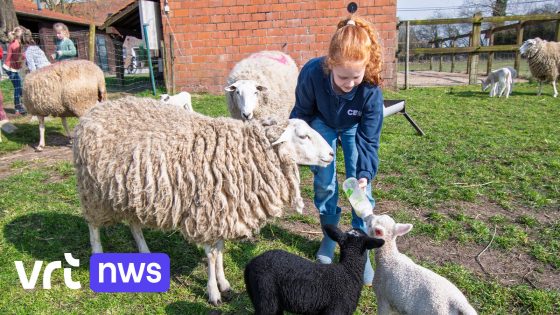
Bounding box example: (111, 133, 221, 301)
(368, 214, 413, 242)
(270, 119, 334, 167)
(480, 79, 491, 92)
(225, 80, 267, 121)
(519, 38, 539, 58)
(324, 225, 385, 253)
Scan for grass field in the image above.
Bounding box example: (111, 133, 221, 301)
(0, 83, 558, 314)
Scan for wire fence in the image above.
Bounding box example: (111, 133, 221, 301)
(1, 29, 165, 109)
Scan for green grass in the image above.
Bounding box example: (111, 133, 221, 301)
(0, 83, 559, 313)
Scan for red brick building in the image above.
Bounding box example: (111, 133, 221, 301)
(161, 0, 398, 93)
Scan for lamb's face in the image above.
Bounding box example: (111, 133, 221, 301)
(324, 225, 385, 253)
(271, 119, 334, 167)
(519, 39, 538, 58)
(225, 80, 267, 121)
(368, 214, 413, 242)
(480, 79, 491, 92)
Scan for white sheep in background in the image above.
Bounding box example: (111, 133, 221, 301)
(73, 96, 334, 305)
(519, 37, 560, 97)
(159, 91, 193, 112)
(480, 67, 514, 98)
(22, 59, 106, 151)
(362, 214, 477, 315)
(225, 50, 298, 121)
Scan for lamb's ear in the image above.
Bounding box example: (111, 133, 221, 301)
(256, 85, 267, 92)
(394, 223, 413, 237)
(324, 224, 343, 243)
(365, 237, 385, 250)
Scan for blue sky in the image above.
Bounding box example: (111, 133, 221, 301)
(397, 0, 465, 20)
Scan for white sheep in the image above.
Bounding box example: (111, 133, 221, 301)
(519, 37, 560, 97)
(159, 91, 193, 112)
(22, 59, 106, 151)
(72, 96, 334, 305)
(362, 214, 477, 315)
(225, 50, 298, 121)
(480, 67, 514, 98)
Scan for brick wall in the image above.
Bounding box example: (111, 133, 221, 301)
(162, 0, 397, 94)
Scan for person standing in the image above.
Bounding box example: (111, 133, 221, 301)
(53, 22, 77, 61)
(289, 16, 384, 286)
(2, 27, 26, 115)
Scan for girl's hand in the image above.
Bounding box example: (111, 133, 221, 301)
(358, 178, 368, 191)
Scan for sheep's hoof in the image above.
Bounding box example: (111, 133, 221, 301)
(35, 145, 44, 152)
(219, 288, 233, 302)
(208, 298, 222, 306)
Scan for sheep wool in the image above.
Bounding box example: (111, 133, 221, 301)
(73, 96, 301, 244)
(226, 50, 298, 121)
(521, 38, 560, 97)
(23, 59, 106, 117)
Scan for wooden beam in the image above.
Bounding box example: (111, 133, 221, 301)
(408, 44, 520, 55)
(406, 13, 560, 26)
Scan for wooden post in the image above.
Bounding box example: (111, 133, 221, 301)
(88, 23, 96, 62)
(169, 33, 176, 95)
(450, 38, 456, 73)
(555, 11, 560, 42)
(438, 53, 443, 72)
(468, 12, 482, 84)
(486, 28, 494, 75)
(514, 22, 524, 74)
(405, 21, 410, 90)
(430, 43, 434, 70)
(161, 39, 169, 93)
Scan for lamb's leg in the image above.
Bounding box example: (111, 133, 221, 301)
(88, 223, 103, 253)
(376, 297, 393, 315)
(61, 117, 72, 144)
(205, 244, 221, 305)
(215, 240, 231, 293)
(129, 222, 150, 253)
(37, 116, 45, 151)
(552, 79, 558, 98)
(537, 82, 542, 96)
(505, 81, 511, 98)
(498, 80, 507, 97)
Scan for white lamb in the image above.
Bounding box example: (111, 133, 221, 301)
(159, 91, 192, 112)
(480, 67, 515, 98)
(365, 214, 477, 315)
(225, 50, 298, 121)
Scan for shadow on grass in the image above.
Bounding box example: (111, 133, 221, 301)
(3, 122, 71, 148)
(3, 212, 201, 277)
(165, 301, 221, 315)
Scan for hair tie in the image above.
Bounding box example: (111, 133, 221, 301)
(346, 19, 356, 26)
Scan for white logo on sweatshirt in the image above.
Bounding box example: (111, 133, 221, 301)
(347, 109, 362, 116)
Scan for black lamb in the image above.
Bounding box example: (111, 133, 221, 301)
(244, 225, 385, 315)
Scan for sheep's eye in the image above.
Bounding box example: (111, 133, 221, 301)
(298, 135, 310, 140)
(236, 91, 240, 95)
(254, 91, 258, 95)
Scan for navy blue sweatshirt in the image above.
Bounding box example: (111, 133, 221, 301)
(289, 57, 384, 181)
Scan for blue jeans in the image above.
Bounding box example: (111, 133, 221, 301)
(310, 118, 375, 231)
(6, 69, 23, 111)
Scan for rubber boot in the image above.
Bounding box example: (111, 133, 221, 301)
(316, 213, 341, 264)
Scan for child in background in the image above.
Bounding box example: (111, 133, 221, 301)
(21, 27, 51, 71)
(289, 16, 384, 286)
(53, 22, 76, 61)
(0, 46, 8, 121)
(2, 27, 26, 115)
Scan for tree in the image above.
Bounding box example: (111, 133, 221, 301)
(0, 0, 19, 43)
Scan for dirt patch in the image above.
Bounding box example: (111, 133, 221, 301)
(0, 139, 72, 180)
(397, 71, 528, 87)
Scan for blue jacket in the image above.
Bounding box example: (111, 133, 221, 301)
(290, 57, 384, 181)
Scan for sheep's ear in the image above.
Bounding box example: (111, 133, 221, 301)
(373, 226, 385, 238)
(256, 85, 267, 92)
(224, 85, 236, 92)
(324, 224, 343, 243)
(394, 223, 413, 237)
(270, 125, 293, 146)
(365, 237, 385, 250)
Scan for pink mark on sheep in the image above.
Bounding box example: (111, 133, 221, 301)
(250, 52, 289, 65)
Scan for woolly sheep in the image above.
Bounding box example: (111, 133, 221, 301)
(363, 214, 477, 315)
(225, 50, 298, 121)
(480, 67, 514, 98)
(244, 225, 384, 315)
(519, 37, 560, 97)
(22, 59, 106, 151)
(72, 96, 334, 305)
(159, 91, 193, 112)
